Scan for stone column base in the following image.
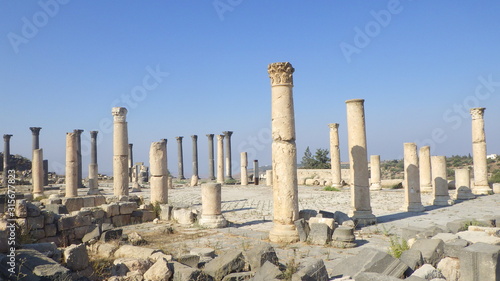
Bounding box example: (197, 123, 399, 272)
(420, 186, 433, 193)
(199, 214, 227, 228)
(349, 211, 377, 226)
(455, 187, 476, 200)
(370, 183, 382, 191)
(33, 192, 44, 198)
(432, 196, 454, 206)
(87, 189, 101, 195)
(269, 223, 299, 243)
(472, 185, 492, 195)
(401, 203, 425, 212)
(131, 182, 142, 192)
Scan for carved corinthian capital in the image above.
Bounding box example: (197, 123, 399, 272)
(268, 62, 294, 86)
(470, 107, 485, 120)
(112, 107, 128, 122)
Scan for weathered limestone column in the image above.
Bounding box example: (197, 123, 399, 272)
(32, 149, 44, 197)
(88, 131, 100, 195)
(419, 146, 432, 193)
(431, 156, 453, 206)
(150, 141, 168, 204)
(74, 129, 84, 188)
(223, 131, 233, 180)
(328, 123, 342, 187)
(216, 135, 225, 184)
(207, 134, 215, 180)
(455, 168, 475, 200)
(345, 99, 376, 226)
(253, 160, 259, 185)
(176, 136, 185, 180)
(268, 62, 299, 243)
(112, 107, 129, 196)
(401, 143, 424, 212)
(29, 127, 41, 150)
(199, 183, 227, 228)
(65, 133, 78, 198)
(3, 134, 12, 187)
(266, 170, 273, 186)
(191, 135, 199, 185)
(470, 108, 491, 195)
(369, 155, 382, 190)
(43, 160, 48, 186)
(240, 152, 248, 186)
(128, 143, 133, 182)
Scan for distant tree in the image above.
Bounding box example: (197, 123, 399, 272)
(0, 153, 31, 171)
(301, 147, 330, 169)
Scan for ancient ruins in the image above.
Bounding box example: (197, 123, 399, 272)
(0, 62, 499, 281)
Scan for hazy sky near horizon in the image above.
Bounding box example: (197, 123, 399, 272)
(1, 1, 499, 177)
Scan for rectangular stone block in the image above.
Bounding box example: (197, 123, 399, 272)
(119, 202, 137, 215)
(41, 210, 57, 225)
(444, 239, 469, 258)
(410, 239, 444, 266)
(27, 216, 45, 230)
(102, 203, 120, 217)
(203, 250, 245, 281)
(292, 259, 329, 281)
(82, 196, 95, 207)
(112, 214, 131, 227)
(30, 228, 46, 240)
(159, 204, 172, 221)
(308, 223, 331, 245)
(459, 242, 500, 281)
(44, 204, 69, 215)
(294, 218, 310, 242)
(94, 195, 107, 206)
(309, 217, 335, 230)
(58, 215, 76, 231)
(44, 224, 57, 237)
(142, 210, 156, 222)
(62, 197, 84, 213)
(74, 224, 97, 240)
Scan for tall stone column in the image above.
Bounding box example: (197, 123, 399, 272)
(223, 131, 233, 180)
(455, 168, 475, 200)
(419, 146, 432, 193)
(65, 132, 78, 198)
(112, 107, 129, 196)
(74, 129, 84, 188)
(191, 135, 199, 178)
(401, 143, 424, 212)
(29, 127, 41, 150)
(268, 62, 299, 243)
(3, 134, 12, 188)
(370, 155, 382, 190)
(150, 141, 168, 204)
(32, 149, 44, 197)
(345, 99, 376, 226)
(253, 160, 259, 185)
(176, 136, 185, 180)
(43, 160, 48, 186)
(216, 135, 225, 184)
(240, 152, 248, 185)
(88, 131, 100, 195)
(128, 143, 134, 182)
(199, 183, 227, 228)
(207, 134, 215, 180)
(328, 123, 342, 187)
(470, 108, 491, 195)
(431, 156, 453, 206)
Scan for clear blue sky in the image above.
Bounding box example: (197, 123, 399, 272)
(1, 1, 499, 177)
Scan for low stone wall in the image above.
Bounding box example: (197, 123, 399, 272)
(0, 195, 155, 250)
(297, 169, 350, 186)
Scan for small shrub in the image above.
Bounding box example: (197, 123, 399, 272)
(323, 186, 341, 192)
(489, 170, 500, 183)
(152, 202, 161, 218)
(390, 183, 403, 189)
(89, 257, 114, 280)
(388, 236, 409, 258)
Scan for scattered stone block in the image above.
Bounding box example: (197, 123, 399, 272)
(113, 257, 152, 275)
(159, 204, 172, 220)
(334, 211, 355, 227)
(294, 218, 310, 242)
(307, 223, 331, 245)
(416, 225, 448, 239)
(331, 226, 356, 248)
(354, 272, 402, 281)
(222, 272, 253, 281)
(318, 210, 335, 219)
(459, 242, 500, 281)
(292, 259, 329, 281)
(143, 257, 173, 281)
(431, 232, 459, 243)
(444, 239, 469, 258)
(62, 197, 84, 213)
(128, 231, 147, 246)
(15, 199, 28, 218)
(399, 249, 423, 276)
(401, 226, 426, 240)
(119, 202, 138, 215)
(2, 249, 70, 280)
(177, 254, 200, 268)
(410, 264, 444, 280)
(102, 203, 120, 217)
(172, 207, 195, 225)
(114, 245, 161, 260)
(203, 250, 245, 281)
(82, 224, 101, 243)
(457, 230, 500, 245)
(169, 261, 206, 281)
(44, 204, 69, 215)
(299, 209, 317, 221)
(20, 242, 59, 261)
(245, 243, 279, 271)
(26, 202, 41, 217)
(309, 217, 335, 230)
(410, 239, 444, 266)
(112, 214, 132, 227)
(436, 257, 460, 281)
(190, 247, 216, 258)
(44, 224, 57, 237)
(63, 243, 89, 271)
(252, 261, 282, 280)
(100, 228, 123, 242)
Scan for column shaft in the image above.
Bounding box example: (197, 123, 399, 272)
(65, 133, 78, 198)
(431, 156, 452, 206)
(88, 131, 99, 194)
(370, 155, 381, 190)
(402, 143, 424, 212)
(150, 141, 168, 204)
(346, 99, 376, 225)
(74, 129, 84, 188)
(3, 135, 12, 187)
(455, 168, 475, 200)
(470, 108, 491, 194)
(216, 135, 224, 184)
(328, 123, 342, 187)
(192, 135, 199, 178)
(419, 146, 432, 192)
(112, 107, 129, 196)
(176, 137, 185, 179)
(223, 131, 233, 179)
(207, 134, 215, 180)
(32, 149, 44, 197)
(240, 152, 248, 185)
